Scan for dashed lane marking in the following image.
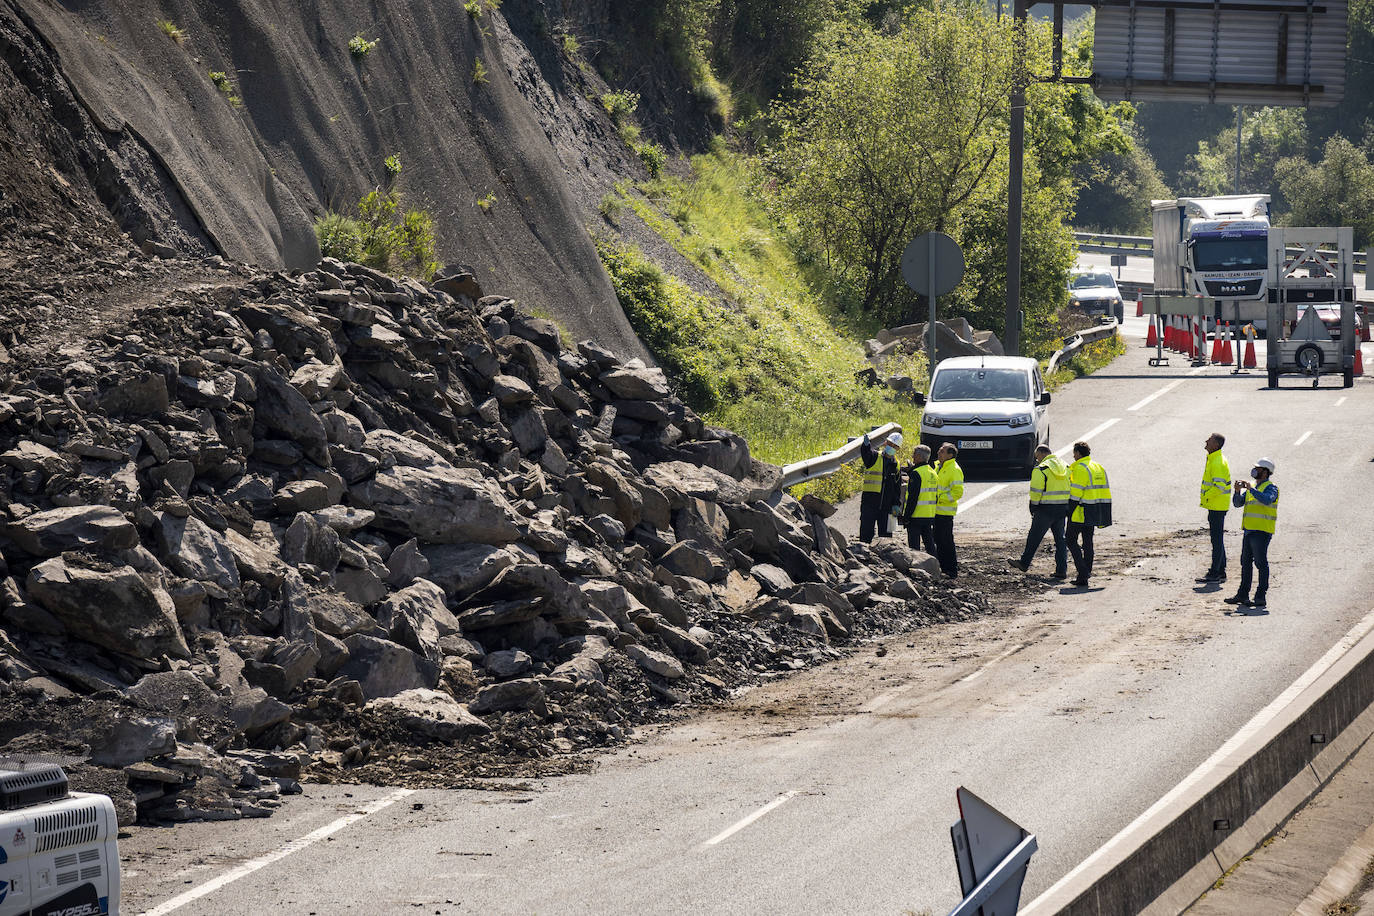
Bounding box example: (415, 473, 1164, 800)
(138, 788, 416, 916)
(1335, 396, 1348, 407)
(1127, 379, 1184, 412)
(1294, 430, 1313, 447)
(959, 642, 1030, 683)
(703, 791, 800, 847)
(960, 483, 1009, 513)
(1053, 418, 1121, 458)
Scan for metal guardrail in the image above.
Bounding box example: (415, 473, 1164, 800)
(779, 421, 903, 489)
(1072, 231, 1368, 272)
(1046, 322, 1119, 374)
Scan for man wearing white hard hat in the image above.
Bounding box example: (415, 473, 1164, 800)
(858, 430, 903, 543)
(1224, 458, 1279, 611)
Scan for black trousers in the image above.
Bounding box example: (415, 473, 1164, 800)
(1021, 506, 1068, 575)
(859, 491, 891, 543)
(1067, 520, 1095, 581)
(1207, 509, 1228, 576)
(933, 514, 957, 576)
(907, 518, 936, 554)
(1238, 530, 1272, 601)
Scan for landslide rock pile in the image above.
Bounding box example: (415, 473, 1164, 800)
(0, 255, 990, 823)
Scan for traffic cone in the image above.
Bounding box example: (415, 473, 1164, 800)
(1356, 345, 1365, 377)
(1243, 338, 1258, 369)
(1210, 325, 1224, 362)
(1193, 321, 1204, 359)
(1167, 316, 1178, 351)
(1146, 317, 1159, 347)
(1219, 323, 1234, 365)
(1136, 299, 1144, 317)
(1361, 307, 1370, 342)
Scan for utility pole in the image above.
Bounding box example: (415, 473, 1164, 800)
(1004, 0, 1028, 357)
(1234, 105, 1243, 194)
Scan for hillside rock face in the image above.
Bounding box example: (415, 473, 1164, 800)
(0, 0, 647, 358)
(0, 252, 988, 824)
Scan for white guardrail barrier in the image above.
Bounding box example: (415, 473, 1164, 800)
(779, 421, 903, 490)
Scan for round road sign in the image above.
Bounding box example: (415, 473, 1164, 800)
(901, 231, 965, 298)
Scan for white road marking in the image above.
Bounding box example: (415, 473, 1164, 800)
(1127, 379, 1184, 412)
(1294, 430, 1313, 447)
(1335, 396, 1348, 407)
(960, 483, 1009, 512)
(1053, 418, 1121, 457)
(1027, 607, 1374, 912)
(959, 643, 1029, 683)
(138, 788, 415, 916)
(703, 791, 800, 847)
(1187, 366, 1207, 376)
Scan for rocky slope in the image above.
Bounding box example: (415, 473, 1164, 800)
(0, 0, 660, 357)
(0, 243, 992, 825)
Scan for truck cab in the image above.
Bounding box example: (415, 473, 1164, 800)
(1152, 195, 1272, 301)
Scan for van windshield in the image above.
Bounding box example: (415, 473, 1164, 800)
(1070, 273, 1114, 290)
(930, 368, 1029, 401)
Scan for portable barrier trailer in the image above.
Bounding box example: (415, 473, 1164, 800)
(1264, 227, 1359, 389)
(0, 764, 120, 916)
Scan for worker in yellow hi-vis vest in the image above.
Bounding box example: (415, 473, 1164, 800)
(1008, 444, 1070, 579)
(933, 442, 964, 578)
(1198, 432, 1232, 584)
(1066, 440, 1112, 588)
(900, 444, 939, 554)
(1224, 458, 1279, 612)
(857, 430, 902, 543)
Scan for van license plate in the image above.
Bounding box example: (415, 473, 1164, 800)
(960, 440, 994, 449)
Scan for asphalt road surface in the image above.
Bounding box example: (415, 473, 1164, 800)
(122, 323, 1374, 915)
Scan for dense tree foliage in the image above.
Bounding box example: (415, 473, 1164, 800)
(760, 2, 1131, 351)
(1277, 136, 1374, 247)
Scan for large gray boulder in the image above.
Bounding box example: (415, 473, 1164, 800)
(599, 363, 671, 400)
(351, 464, 521, 544)
(27, 557, 189, 659)
(5, 506, 138, 557)
(152, 513, 241, 590)
(253, 367, 330, 465)
(375, 580, 454, 665)
(338, 635, 440, 700)
(366, 689, 491, 740)
(418, 543, 521, 599)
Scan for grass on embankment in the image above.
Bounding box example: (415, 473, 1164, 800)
(595, 147, 925, 503)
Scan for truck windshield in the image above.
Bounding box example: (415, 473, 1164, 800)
(1192, 237, 1266, 272)
(930, 368, 1029, 401)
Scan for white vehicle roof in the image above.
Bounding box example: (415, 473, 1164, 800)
(933, 356, 1039, 372)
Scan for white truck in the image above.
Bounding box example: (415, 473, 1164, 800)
(1152, 195, 1272, 301)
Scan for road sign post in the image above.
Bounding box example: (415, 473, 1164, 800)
(901, 232, 965, 373)
(947, 787, 1037, 916)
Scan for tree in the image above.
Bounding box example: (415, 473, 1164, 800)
(1277, 136, 1374, 247)
(765, 4, 1015, 319)
(1183, 107, 1309, 204)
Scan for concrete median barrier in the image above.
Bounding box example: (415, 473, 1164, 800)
(1023, 613, 1374, 916)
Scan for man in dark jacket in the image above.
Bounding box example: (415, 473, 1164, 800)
(858, 430, 903, 543)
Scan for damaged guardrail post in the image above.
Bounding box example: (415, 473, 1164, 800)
(1046, 323, 1119, 374)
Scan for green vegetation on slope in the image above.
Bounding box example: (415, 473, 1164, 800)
(596, 148, 925, 501)
(316, 189, 439, 281)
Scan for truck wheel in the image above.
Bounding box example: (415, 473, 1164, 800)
(1345, 368, 1355, 388)
(1294, 343, 1324, 372)
(1267, 368, 1279, 388)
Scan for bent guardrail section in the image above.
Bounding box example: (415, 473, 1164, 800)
(1046, 324, 1119, 375)
(779, 422, 903, 490)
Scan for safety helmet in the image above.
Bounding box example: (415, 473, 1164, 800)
(1255, 458, 1275, 473)
(888, 432, 904, 447)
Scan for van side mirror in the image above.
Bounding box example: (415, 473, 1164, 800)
(1036, 392, 1051, 406)
(914, 392, 926, 407)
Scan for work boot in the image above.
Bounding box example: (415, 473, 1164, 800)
(1223, 594, 1251, 607)
(1071, 577, 1089, 588)
(1007, 558, 1029, 572)
(1250, 593, 1267, 610)
(1050, 570, 1068, 581)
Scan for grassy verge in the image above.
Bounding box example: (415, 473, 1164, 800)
(595, 147, 925, 504)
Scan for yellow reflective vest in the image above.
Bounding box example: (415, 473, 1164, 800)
(1069, 457, 1111, 525)
(1241, 481, 1279, 533)
(936, 459, 964, 516)
(1029, 455, 1070, 507)
(904, 464, 940, 519)
(1201, 450, 1231, 511)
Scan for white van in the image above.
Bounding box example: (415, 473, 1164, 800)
(915, 356, 1051, 472)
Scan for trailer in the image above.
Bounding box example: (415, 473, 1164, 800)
(1264, 227, 1358, 389)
